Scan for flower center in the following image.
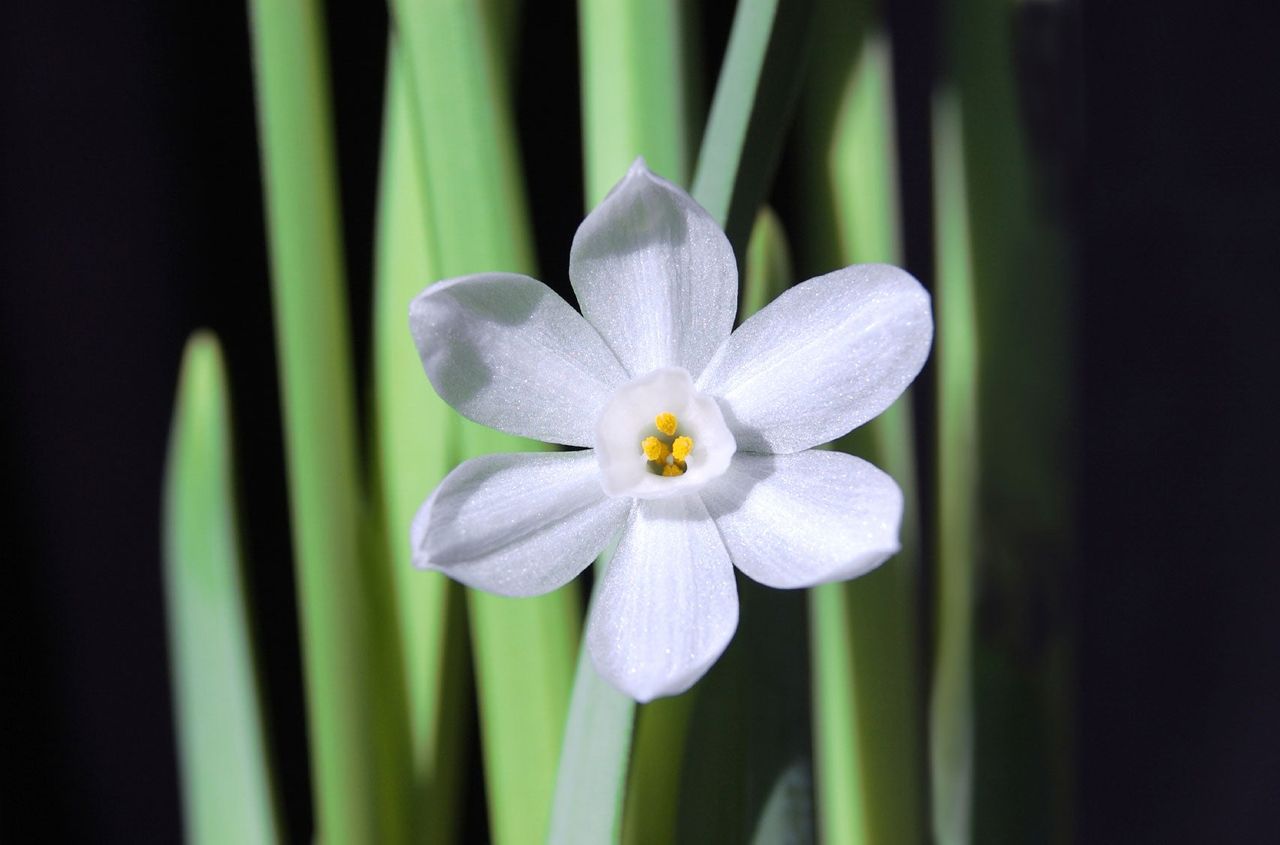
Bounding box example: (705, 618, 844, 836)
(641, 412, 694, 477)
(594, 367, 735, 500)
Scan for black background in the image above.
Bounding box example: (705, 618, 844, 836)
(2, 1, 1277, 841)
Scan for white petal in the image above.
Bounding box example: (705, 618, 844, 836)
(697, 263, 933, 454)
(587, 496, 738, 701)
(569, 158, 738, 380)
(411, 451, 630, 597)
(410, 273, 630, 447)
(701, 450, 903, 589)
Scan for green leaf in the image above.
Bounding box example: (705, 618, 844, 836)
(930, 91, 979, 845)
(578, 0, 691, 204)
(246, 2, 409, 839)
(371, 44, 468, 844)
(676, 581, 814, 844)
(942, 1, 1076, 839)
(740, 205, 792, 322)
(691, 0, 816, 252)
(547, 551, 635, 845)
(795, 3, 926, 841)
(620, 694, 696, 845)
(162, 332, 282, 845)
(388, 2, 579, 841)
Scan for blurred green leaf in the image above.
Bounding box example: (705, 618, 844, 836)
(794, 2, 926, 841)
(247, 1, 410, 839)
(578, 0, 691, 204)
(942, 0, 1076, 839)
(930, 90, 979, 845)
(691, 0, 816, 252)
(387, 2, 579, 841)
(371, 44, 468, 843)
(162, 332, 281, 845)
(548, 550, 635, 845)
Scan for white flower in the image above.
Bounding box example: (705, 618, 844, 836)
(409, 159, 933, 702)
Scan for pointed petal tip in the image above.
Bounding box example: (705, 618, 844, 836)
(627, 155, 650, 176)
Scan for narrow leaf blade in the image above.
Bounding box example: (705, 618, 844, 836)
(372, 43, 467, 843)
(163, 332, 282, 845)
(389, 2, 579, 841)
(247, 2, 410, 839)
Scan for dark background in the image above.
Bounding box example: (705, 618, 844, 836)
(2, 1, 1276, 841)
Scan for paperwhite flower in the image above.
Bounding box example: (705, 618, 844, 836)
(409, 159, 932, 702)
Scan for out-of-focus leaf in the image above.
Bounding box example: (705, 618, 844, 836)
(247, 1, 410, 839)
(388, 2, 579, 841)
(162, 332, 282, 845)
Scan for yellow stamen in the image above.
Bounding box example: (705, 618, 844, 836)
(643, 411, 692, 477)
(641, 436, 670, 462)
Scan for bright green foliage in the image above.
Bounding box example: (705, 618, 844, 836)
(387, 2, 579, 842)
(372, 47, 468, 844)
(162, 333, 281, 845)
(247, 1, 410, 839)
(578, 0, 691, 204)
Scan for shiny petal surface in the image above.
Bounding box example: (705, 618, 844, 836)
(587, 496, 738, 701)
(569, 159, 738, 380)
(697, 263, 933, 453)
(411, 451, 630, 597)
(410, 272, 630, 447)
(701, 450, 903, 588)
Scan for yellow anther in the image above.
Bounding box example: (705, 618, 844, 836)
(655, 412, 678, 436)
(661, 463, 685, 477)
(641, 436, 670, 462)
(671, 436, 693, 461)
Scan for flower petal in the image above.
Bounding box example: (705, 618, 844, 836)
(700, 450, 903, 588)
(587, 495, 738, 701)
(412, 451, 630, 597)
(410, 273, 630, 447)
(697, 263, 933, 453)
(569, 158, 738, 380)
